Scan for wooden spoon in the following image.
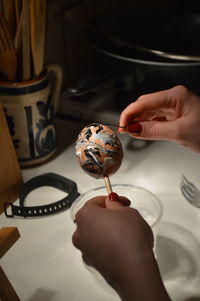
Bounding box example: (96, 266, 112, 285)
(30, 0, 46, 78)
(0, 13, 17, 81)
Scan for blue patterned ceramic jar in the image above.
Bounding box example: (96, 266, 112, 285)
(0, 64, 62, 167)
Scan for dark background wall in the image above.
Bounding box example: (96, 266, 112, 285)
(45, 0, 172, 87)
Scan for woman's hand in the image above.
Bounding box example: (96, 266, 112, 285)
(72, 196, 170, 301)
(119, 85, 200, 153)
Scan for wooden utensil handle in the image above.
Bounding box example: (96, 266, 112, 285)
(0, 102, 23, 214)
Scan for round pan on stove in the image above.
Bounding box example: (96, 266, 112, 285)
(85, 22, 200, 67)
(86, 1, 200, 64)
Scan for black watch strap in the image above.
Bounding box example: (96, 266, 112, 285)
(4, 173, 80, 218)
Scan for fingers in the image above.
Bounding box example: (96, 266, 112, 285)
(105, 194, 131, 209)
(82, 196, 106, 208)
(82, 253, 92, 267)
(72, 227, 81, 249)
(118, 196, 131, 207)
(77, 194, 130, 212)
(119, 89, 171, 123)
(72, 194, 131, 247)
(118, 86, 184, 134)
(127, 119, 180, 141)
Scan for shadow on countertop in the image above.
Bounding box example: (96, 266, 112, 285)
(27, 288, 56, 301)
(156, 222, 200, 300)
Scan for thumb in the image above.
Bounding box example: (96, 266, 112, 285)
(128, 120, 178, 141)
(105, 193, 131, 209)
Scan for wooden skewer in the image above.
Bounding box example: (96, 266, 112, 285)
(22, 0, 30, 81)
(104, 176, 113, 195)
(14, 10, 22, 52)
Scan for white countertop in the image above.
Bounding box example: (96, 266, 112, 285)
(1, 118, 200, 301)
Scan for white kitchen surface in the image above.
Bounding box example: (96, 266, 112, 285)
(1, 118, 200, 301)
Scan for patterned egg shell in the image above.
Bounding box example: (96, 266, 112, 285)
(75, 123, 124, 179)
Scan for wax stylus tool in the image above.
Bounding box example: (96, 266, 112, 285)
(104, 124, 127, 129)
(105, 122, 141, 132)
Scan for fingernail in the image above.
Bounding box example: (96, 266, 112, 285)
(117, 128, 126, 134)
(127, 123, 142, 134)
(109, 192, 120, 202)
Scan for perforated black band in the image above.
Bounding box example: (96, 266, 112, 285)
(4, 173, 80, 218)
